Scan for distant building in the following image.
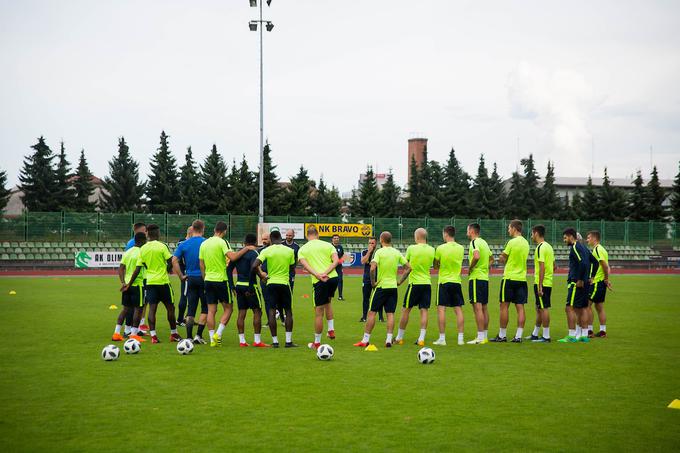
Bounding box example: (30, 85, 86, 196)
(358, 172, 387, 190)
(3, 176, 106, 215)
(407, 137, 427, 181)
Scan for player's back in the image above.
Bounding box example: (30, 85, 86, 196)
(592, 244, 608, 282)
(533, 241, 554, 287)
(199, 236, 231, 281)
(468, 237, 491, 280)
(502, 236, 529, 281)
(372, 246, 407, 288)
(231, 249, 259, 286)
(176, 236, 205, 277)
(299, 239, 338, 282)
(260, 244, 295, 285)
(405, 243, 435, 285)
(435, 241, 464, 283)
(139, 240, 171, 285)
(122, 246, 144, 285)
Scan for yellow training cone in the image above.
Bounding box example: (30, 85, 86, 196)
(108, 304, 118, 310)
(668, 399, 680, 409)
(9, 290, 16, 295)
(365, 344, 378, 352)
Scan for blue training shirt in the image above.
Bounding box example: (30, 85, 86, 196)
(125, 237, 135, 251)
(173, 236, 205, 277)
(567, 242, 590, 283)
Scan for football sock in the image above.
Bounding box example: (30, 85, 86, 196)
(575, 326, 582, 337)
(140, 317, 146, 326)
(362, 332, 371, 343)
(186, 319, 194, 338)
(271, 335, 278, 344)
(124, 325, 131, 335)
(131, 327, 138, 335)
(285, 331, 293, 343)
(515, 327, 523, 339)
(418, 329, 426, 342)
(483, 330, 488, 340)
(386, 333, 393, 343)
(197, 324, 205, 337)
(254, 333, 261, 343)
(396, 329, 405, 341)
(209, 329, 215, 339)
(438, 333, 446, 341)
(216, 323, 226, 337)
(170, 329, 177, 335)
(542, 327, 550, 338)
(600, 324, 606, 332)
(588, 324, 593, 331)
(477, 331, 484, 340)
(150, 330, 157, 337)
(239, 333, 246, 343)
(114, 324, 122, 334)
(499, 328, 507, 338)
(532, 326, 540, 336)
(314, 333, 322, 343)
(327, 319, 334, 331)
(568, 329, 576, 337)
(458, 333, 464, 343)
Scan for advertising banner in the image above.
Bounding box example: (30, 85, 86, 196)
(257, 223, 305, 244)
(304, 223, 373, 238)
(74, 250, 123, 268)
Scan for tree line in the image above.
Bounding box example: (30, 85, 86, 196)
(2, 132, 680, 221)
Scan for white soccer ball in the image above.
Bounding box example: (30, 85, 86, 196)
(417, 347, 435, 364)
(316, 344, 334, 361)
(177, 338, 194, 355)
(123, 338, 141, 354)
(102, 344, 120, 361)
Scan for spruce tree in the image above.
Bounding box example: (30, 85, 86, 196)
(378, 171, 401, 217)
(520, 154, 540, 218)
(55, 141, 74, 210)
(198, 144, 229, 214)
(442, 148, 470, 217)
(283, 166, 314, 216)
(506, 171, 525, 219)
(72, 149, 95, 211)
(0, 169, 11, 212)
(226, 160, 245, 214)
(348, 188, 360, 218)
(488, 162, 507, 217)
(403, 155, 422, 217)
(146, 131, 180, 213)
(312, 177, 341, 217)
(646, 166, 666, 220)
(262, 142, 284, 216)
(671, 162, 680, 222)
(598, 168, 628, 220)
(580, 176, 599, 220)
(356, 166, 381, 217)
(561, 193, 577, 219)
(101, 137, 145, 212)
(238, 155, 258, 214)
(540, 161, 561, 218)
(628, 170, 647, 221)
(178, 147, 201, 214)
(569, 193, 584, 219)
(420, 159, 446, 217)
(471, 155, 493, 218)
(19, 136, 60, 211)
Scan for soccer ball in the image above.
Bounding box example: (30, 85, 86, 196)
(417, 347, 435, 364)
(177, 339, 194, 355)
(316, 344, 334, 361)
(123, 338, 141, 354)
(101, 345, 120, 361)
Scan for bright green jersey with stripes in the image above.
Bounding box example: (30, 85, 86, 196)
(435, 241, 464, 284)
(502, 235, 529, 281)
(372, 246, 407, 289)
(259, 244, 295, 285)
(199, 236, 232, 282)
(533, 241, 554, 287)
(592, 244, 609, 282)
(405, 243, 435, 285)
(136, 240, 172, 285)
(122, 246, 145, 286)
(468, 237, 491, 281)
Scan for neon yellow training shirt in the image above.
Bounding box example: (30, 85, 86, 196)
(122, 246, 144, 286)
(298, 239, 338, 284)
(592, 244, 609, 283)
(405, 243, 435, 285)
(371, 246, 407, 289)
(136, 240, 172, 285)
(259, 244, 295, 285)
(199, 236, 232, 282)
(502, 235, 530, 281)
(435, 241, 464, 284)
(533, 241, 554, 287)
(468, 237, 491, 281)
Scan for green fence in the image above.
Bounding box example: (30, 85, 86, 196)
(0, 212, 677, 247)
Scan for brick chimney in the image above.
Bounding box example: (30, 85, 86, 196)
(407, 137, 427, 181)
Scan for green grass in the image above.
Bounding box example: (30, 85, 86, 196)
(0, 274, 679, 452)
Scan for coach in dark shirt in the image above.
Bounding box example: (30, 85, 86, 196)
(331, 234, 345, 300)
(284, 229, 300, 291)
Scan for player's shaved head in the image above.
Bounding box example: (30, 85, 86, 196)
(286, 229, 295, 241)
(261, 232, 270, 246)
(380, 231, 392, 244)
(414, 228, 427, 242)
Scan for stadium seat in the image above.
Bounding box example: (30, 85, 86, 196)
(10, 254, 18, 260)
(58, 253, 67, 259)
(18, 254, 26, 260)
(97, 242, 106, 248)
(25, 241, 35, 248)
(14, 247, 22, 254)
(1, 253, 8, 260)
(26, 253, 35, 260)
(39, 248, 47, 254)
(50, 253, 59, 260)
(10, 242, 18, 248)
(1, 242, 9, 248)
(104, 242, 113, 248)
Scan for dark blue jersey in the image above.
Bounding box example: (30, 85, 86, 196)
(568, 242, 590, 283)
(334, 244, 345, 271)
(284, 240, 300, 279)
(361, 248, 375, 284)
(227, 249, 259, 290)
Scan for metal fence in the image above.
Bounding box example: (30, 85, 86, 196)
(0, 212, 677, 246)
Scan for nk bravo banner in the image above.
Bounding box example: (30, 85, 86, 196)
(305, 223, 373, 238)
(75, 250, 123, 268)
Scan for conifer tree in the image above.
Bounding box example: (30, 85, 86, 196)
(646, 166, 666, 220)
(54, 141, 74, 210)
(198, 144, 229, 214)
(598, 168, 628, 220)
(19, 136, 60, 211)
(539, 161, 561, 218)
(671, 162, 680, 222)
(378, 171, 401, 217)
(101, 137, 145, 212)
(471, 155, 494, 218)
(178, 147, 201, 214)
(356, 166, 381, 217)
(262, 142, 284, 216)
(628, 170, 647, 221)
(146, 131, 180, 213)
(520, 154, 540, 218)
(488, 162, 507, 218)
(0, 169, 11, 212)
(72, 149, 95, 211)
(284, 166, 314, 216)
(580, 176, 599, 220)
(506, 171, 525, 219)
(442, 148, 470, 217)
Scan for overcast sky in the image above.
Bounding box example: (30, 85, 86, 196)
(1, 0, 679, 192)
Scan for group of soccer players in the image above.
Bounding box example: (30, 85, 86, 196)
(111, 219, 611, 349)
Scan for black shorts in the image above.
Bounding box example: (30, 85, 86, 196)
(437, 282, 465, 307)
(204, 280, 231, 305)
(468, 279, 489, 305)
(403, 284, 431, 309)
(267, 283, 292, 312)
(533, 284, 552, 309)
(589, 281, 607, 303)
(185, 276, 208, 317)
(122, 285, 144, 308)
(566, 282, 588, 308)
(499, 279, 528, 304)
(370, 287, 398, 313)
(313, 277, 338, 307)
(235, 285, 263, 311)
(145, 283, 173, 305)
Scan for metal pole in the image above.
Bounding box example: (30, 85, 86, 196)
(258, 0, 265, 224)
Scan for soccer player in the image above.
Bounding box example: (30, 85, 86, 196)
(466, 223, 494, 345)
(113, 232, 146, 342)
(227, 233, 269, 347)
(526, 224, 554, 343)
(586, 230, 611, 338)
(171, 220, 208, 344)
(123, 222, 148, 333)
(353, 231, 410, 348)
(200, 221, 255, 347)
(176, 226, 192, 327)
(331, 234, 345, 300)
(558, 227, 591, 343)
(283, 229, 300, 291)
(298, 225, 340, 349)
(258, 232, 275, 326)
(126, 224, 180, 344)
(252, 230, 297, 348)
(125, 222, 147, 251)
(360, 237, 384, 322)
(433, 226, 466, 346)
(395, 228, 435, 346)
(491, 219, 530, 343)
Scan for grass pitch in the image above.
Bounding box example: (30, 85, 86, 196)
(0, 274, 679, 452)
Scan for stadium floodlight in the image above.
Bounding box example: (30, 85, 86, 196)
(267, 0, 272, 5)
(266, 21, 274, 32)
(250, 0, 257, 6)
(249, 21, 258, 31)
